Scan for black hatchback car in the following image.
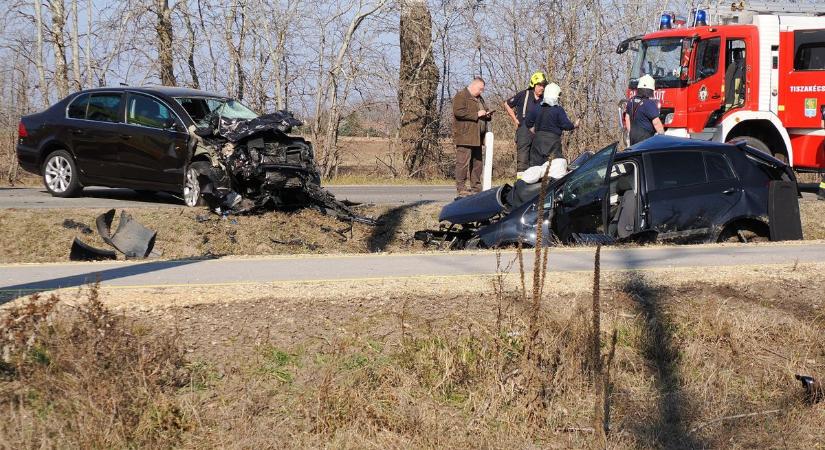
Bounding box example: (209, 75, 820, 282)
(16, 86, 299, 206)
(428, 136, 802, 248)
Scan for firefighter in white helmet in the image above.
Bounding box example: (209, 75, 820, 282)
(624, 75, 665, 145)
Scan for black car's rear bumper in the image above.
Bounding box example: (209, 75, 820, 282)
(16, 143, 40, 175)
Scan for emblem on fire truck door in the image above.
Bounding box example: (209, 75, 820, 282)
(699, 85, 708, 102)
(804, 98, 817, 118)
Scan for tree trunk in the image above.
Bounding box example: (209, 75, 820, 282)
(398, 0, 439, 177)
(156, 0, 176, 86)
(86, 0, 92, 87)
(33, 0, 49, 106)
(71, 0, 81, 90)
(50, 0, 70, 99)
(180, 0, 200, 89)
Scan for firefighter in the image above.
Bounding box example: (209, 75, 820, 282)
(625, 75, 665, 145)
(504, 72, 548, 177)
(820, 105, 825, 201)
(524, 83, 579, 166)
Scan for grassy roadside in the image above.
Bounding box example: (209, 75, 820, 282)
(1, 200, 824, 264)
(2, 263, 823, 448)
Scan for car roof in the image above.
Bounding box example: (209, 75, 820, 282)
(77, 86, 227, 98)
(620, 135, 734, 157)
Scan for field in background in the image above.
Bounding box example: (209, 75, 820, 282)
(1, 262, 823, 448)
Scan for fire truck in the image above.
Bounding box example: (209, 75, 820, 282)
(617, 0, 825, 172)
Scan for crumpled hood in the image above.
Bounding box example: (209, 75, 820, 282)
(439, 186, 508, 224)
(218, 111, 304, 142)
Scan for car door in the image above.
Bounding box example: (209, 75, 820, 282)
(643, 149, 741, 243)
(67, 91, 125, 182)
(687, 37, 724, 130)
(121, 92, 189, 188)
(552, 143, 618, 242)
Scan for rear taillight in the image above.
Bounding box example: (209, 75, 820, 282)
(17, 121, 28, 138)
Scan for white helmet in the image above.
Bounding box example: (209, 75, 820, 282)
(542, 83, 561, 106)
(638, 74, 656, 91)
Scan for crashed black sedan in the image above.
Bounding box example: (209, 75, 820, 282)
(16, 86, 360, 219)
(418, 136, 803, 249)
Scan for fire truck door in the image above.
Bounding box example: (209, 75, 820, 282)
(687, 37, 723, 132)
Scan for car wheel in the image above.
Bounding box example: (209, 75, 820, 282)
(183, 166, 205, 207)
(718, 225, 769, 244)
(42, 150, 82, 197)
(727, 136, 785, 162)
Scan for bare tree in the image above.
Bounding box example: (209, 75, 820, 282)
(49, 0, 70, 98)
(156, 0, 176, 86)
(398, 0, 439, 177)
(33, 0, 49, 105)
(70, 0, 80, 89)
(178, 0, 200, 88)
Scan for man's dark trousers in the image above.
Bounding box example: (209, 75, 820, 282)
(456, 145, 483, 194)
(516, 126, 533, 172)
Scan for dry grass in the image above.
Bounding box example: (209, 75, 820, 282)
(0, 287, 191, 448)
(0, 203, 444, 263)
(1, 261, 824, 448)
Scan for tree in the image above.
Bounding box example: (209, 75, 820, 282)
(156, 0, 176, 86)
(398, 0, 439, 177)
(49, 0, 70, 98)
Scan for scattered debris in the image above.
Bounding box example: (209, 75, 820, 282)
(96, 209, 159, 259)
(67, 209, 159, 261)
(795, 374, 824, 404)
(62, 219, 93, 234)
(321, 224, 353, 242)
(69, 238, 117, 261)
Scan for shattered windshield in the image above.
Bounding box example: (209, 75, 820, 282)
(560, 143, 617, 205)
(175, 97, 258, 127)
(631, 37, 686, 88)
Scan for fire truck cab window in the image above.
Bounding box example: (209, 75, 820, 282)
(695, 38, 721, 80)
(725, 40, 747, 110)
(631, 38, 686, 88)
(794, 30, 825, 71)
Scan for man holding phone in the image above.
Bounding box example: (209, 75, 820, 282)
(452, 77, 494, 196)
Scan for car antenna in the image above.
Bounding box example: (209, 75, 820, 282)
(119, 82, 128, 86)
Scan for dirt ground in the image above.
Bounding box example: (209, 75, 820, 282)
(6, 262, 822, 448)
(1, 199, 824, 264)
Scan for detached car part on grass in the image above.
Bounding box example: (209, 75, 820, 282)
(69, 209, 159, 261)
(417, 136, 803, 249)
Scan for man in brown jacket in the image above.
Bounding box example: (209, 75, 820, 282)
(452, 77, 493, 196)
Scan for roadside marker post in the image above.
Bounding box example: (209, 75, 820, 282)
(483, 131, 494, 191)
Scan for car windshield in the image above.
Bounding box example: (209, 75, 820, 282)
(560, 143, 618, 205)
(630, 37, 686, 88)
(174, 96, 258, 127)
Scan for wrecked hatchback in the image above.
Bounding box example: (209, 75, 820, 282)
(418, 136, 803, 249)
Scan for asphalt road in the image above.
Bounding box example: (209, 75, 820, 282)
(2, 243, 823, 300)
(0, 185, 457, 209)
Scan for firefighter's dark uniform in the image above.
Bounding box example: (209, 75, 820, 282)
(626, 96, 660, 145)
(506, 89, 542, 172)
(525, 104, 576, 167)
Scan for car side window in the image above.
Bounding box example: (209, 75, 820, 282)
(67, 94, 89, 119)
(86, 93, 122, 123)
(647, 151, 707, 191)
(127, 94, 175, 129)
(705, 152, 736, 181)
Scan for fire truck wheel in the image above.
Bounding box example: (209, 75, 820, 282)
(728, 136, 784, 162)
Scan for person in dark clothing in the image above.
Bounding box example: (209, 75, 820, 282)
(625, 74, 664, 145)
(504, 71, 548, 176)
(819, 105, 825, 201)
(524, 83, 579, 167)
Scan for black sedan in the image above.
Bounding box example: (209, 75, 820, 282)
(16, 86, 314, 207)
(421, 136, 803, 248)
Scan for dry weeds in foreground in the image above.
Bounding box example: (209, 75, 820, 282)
(1, 262, 824, 447)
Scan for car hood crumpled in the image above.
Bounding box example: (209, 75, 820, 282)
(217, 111, 304, 143)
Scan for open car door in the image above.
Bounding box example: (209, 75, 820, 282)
(552, 143, 618, 242)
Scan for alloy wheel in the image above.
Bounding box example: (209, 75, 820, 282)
(44, 155, 73, 193)
(184, 167, 201, 207)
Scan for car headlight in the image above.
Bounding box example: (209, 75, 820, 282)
(664, 113, 674, 125)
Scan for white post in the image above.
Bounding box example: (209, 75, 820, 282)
(483, 131, 494, 191)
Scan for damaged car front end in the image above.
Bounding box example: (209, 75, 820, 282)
(418, 136, 803, 249)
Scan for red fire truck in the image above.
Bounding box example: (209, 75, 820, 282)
(617, 0, 825, 172)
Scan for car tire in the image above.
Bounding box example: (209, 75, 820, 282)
(183, 165, 206, 207)
(42, 150, 82, 197)
(727, 135, 785, 162)
(717, 224, 769, 244)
